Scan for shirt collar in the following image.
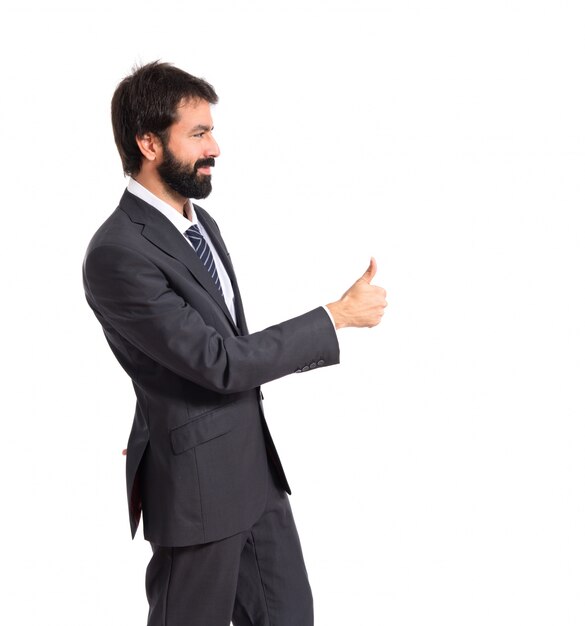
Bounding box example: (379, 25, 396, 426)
(127, 178, 197, 234)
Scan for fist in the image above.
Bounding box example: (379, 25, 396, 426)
(327, 258, 387, 329)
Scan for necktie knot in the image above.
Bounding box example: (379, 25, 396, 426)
(185, 224, 223, 295)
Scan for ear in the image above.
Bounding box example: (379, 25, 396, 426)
(135, 132, 163, 163)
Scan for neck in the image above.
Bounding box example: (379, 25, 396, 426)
(134, 171, 187, 214)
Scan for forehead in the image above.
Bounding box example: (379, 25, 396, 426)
(173, 98, 213, 130)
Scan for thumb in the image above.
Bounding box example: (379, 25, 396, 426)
(360, 257, 377, 284)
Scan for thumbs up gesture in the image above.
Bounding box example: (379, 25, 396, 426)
(326, 258, 387, 329)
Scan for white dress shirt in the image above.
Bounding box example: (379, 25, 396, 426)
(127, 178, 237, 323)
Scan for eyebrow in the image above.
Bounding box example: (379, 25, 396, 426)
(189, 124, 213, 133)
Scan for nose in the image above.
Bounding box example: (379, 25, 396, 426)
(206, 134, 220, 158)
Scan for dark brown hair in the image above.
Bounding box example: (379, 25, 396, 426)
(111, 61, 218, 176)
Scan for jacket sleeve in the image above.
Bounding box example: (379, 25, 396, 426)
(83, 243, 340, 394)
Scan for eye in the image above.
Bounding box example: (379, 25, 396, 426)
(193, 132, 205, 139)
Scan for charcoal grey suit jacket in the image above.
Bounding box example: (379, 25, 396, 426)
(83, 190, 339, 547)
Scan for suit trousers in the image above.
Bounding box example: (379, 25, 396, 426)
(145, 466, 313, 626)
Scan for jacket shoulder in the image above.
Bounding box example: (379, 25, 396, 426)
(85, 193, 144, 254)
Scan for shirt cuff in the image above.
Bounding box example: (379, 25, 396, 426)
(321, 305, 337, 331)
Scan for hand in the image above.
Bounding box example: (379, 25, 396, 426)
(326, 258, 387, 329)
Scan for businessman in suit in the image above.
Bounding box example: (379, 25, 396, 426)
(83, 61, 387, 626)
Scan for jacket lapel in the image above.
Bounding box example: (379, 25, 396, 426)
(119, 191, 239, 334)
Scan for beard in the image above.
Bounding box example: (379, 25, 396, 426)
(157, 144, 214, 200)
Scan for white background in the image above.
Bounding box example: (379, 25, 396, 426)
(2, 1, 584, 624)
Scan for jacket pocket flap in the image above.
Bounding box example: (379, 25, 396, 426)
(170, 405, 235, 454)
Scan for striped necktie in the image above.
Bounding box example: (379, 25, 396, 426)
(185, 224, 223, 295)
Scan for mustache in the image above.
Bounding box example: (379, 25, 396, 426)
(194, 157, 215, 170)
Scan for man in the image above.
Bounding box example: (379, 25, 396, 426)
(83, 61, 386, 626)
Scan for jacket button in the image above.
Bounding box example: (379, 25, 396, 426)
(317, 359, 325, 366)
(301, 365, 310, 372)
(295, 368, 302, 373)
(309, 362, 316, 369)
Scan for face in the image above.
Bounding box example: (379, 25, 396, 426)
(157, 98, 220, 199)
